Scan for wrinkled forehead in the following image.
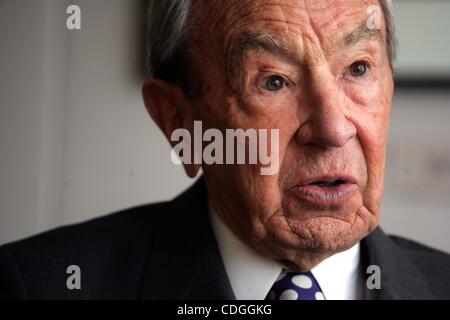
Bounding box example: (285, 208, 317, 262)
(191, 0, 384, 57)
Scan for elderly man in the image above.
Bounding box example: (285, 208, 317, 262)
(1, 0, 449, 300)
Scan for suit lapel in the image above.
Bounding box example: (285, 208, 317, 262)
(361, 228, 434, 300)
(139, 178, 235, 300)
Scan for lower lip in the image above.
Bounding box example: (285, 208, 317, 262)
(292, 183, 357, 206)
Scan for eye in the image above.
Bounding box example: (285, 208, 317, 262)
(261, 75, 286, 91)
(348, 61, 369, 77)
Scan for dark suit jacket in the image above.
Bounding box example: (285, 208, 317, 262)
(1, 178, 449, 299)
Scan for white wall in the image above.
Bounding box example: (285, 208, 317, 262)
(0, 0, 192, 245)
(394, 0, 450, 77)
(60, 0, 191, 227)
(381, 90, 450, 251)
(0, 0, 70, 243)
(1, 0, 449, 253)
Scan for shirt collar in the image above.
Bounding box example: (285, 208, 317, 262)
(209, 204, 283, 300)
(311, 241, 363, 300)
(209, 204, 362, 300)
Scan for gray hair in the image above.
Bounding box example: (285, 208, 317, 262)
(379, 0, 397, 66)
(147, 0, 396, 91)
(147, 0, 192, 80)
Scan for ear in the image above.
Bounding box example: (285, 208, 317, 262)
(142, 79, 201, 178)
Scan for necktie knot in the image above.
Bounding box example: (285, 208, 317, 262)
(266, 271, 326, 300)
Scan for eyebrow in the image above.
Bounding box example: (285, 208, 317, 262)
(226, 32, 298, 82)
(228, 32, 298, 68)
(226, 22, 384, 76)
(342, 23, 384, 48)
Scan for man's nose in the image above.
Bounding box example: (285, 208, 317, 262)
(295, 81, 356, 148)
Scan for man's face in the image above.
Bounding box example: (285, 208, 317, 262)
(188, 0, 393, 270)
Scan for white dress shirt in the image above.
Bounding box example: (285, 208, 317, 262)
(209, 205, 364, 300)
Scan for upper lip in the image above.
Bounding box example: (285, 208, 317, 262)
(295, 175, 357, 187)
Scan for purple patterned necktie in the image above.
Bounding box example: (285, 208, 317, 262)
(266, 271, 326, 300)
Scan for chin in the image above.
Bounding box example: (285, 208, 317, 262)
(291, 216, 368, 252)
(263, 205, 377, 255)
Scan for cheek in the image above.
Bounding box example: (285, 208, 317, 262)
(231, 90, 302, 164)
(352, 106, 390, 161)
(346, 78, 391, 160)
(346, 82, 392, 211)
(211, 95, 302, 224)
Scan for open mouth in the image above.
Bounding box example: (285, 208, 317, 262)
(306, 179, 348, 187)
(292, 176, 357, 206)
